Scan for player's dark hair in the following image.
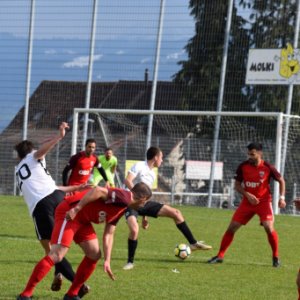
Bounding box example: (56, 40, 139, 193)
(105, 147, 113, 152)
(247, 142, 263, 151)
(146, 146, 161, 160)
(14, 140, 35, 159)
(85, 138, 96, 146)
(131, 182, 152, 201)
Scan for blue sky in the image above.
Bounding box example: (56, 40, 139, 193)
(0, 0, 193, 39)
(0, 0, 194, 132)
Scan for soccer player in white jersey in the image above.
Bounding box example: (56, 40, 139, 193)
(15, 122, 89, 298)
(123, 146, 212, 270)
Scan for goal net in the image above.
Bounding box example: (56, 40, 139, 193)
(70, 108, 300, 214)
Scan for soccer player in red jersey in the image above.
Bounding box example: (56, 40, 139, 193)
(62, 138, 108, 186)
(207, 142, 286, 267)
(17, 182, 152, 300)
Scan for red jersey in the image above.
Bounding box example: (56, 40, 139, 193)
(234, 159, 282, 202)
(62, 187, 132, 225)
(52, 187, 132, 247)
(67, 152, 100, 185)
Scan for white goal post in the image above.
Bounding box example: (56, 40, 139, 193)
(71, 108, 289, 214)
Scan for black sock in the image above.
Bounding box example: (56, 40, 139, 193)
(55, 257, 75, 282)
(176, 221, 197, 244)
(128, 239, 138, 263)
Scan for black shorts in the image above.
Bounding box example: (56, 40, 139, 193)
(32, 190, 65, 240)
(125, 200, 164, 220)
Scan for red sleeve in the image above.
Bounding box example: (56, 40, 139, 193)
(264, 161, 282, 181)
(68, 152, 81, 169)
(64, 188, 92, 205)
(234, 162, 245, 182)
(106, 188, 132, 206)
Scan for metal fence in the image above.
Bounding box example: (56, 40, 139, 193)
(2, 0, 300, 215)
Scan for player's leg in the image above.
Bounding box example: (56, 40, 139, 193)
(123, 208, 139, 270)
(18, 244, 69, 298)
(262, 220, 280, 267)
(64, 236, 100, 298)
(38, 238, 76, 290)
(156, 204, 212, 250)
(37, 239, 62, 291)
(33, 192, 76, 289)
(208, 201, 253, 264)
(259, 202, 280, 267)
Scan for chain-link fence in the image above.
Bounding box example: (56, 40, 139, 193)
(2, 1, 300, 215)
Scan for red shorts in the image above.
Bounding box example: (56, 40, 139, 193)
(232, 200, 274, 225)
(51, 200, 97, 247)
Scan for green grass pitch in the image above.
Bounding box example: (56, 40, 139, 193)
(1, 195, 299, 300)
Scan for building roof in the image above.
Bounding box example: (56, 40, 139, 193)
(5, 79, 185, 132)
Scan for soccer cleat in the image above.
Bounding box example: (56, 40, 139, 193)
(51, 272, 63, 291)
(123, 262, 134, 270)
(190, 241, 212, 251)
(207, 256, 224, 264)
(78, 284, 91, 298)
(273, 257, 280, 268)
(63, 294, 81, 300)
(16, 295, 32, 300)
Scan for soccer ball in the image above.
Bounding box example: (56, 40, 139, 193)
(174, 243, 191, 260)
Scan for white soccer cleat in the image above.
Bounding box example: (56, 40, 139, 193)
(190, 241, 212, 251)
(123, 262, 134, 270)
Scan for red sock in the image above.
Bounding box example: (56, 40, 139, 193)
(267, 230, 279, 258)
(21, 255, 54, 297)
(217, 230, 234, 258)
(66, 256, 98, 297)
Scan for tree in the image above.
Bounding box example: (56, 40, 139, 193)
(173, 0, 251, 138)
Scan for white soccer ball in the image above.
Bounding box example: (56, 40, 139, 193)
(174, 243, 191, 260)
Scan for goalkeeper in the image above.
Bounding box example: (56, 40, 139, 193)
(92, 147, 118, 187)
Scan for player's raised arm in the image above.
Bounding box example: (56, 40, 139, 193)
(34, 122, 69, 160)
(66, 186, 108, 220)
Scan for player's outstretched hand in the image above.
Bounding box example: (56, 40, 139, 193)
(59, 122, 69, 139)
(278, 198, 286, 209)
(77, 183, 90, 191)
(246, 193, 259, 205)
(104, 261, 115, 280)
(294, 198, 300, 210)
(65, 207, 79, 220)
(142, 216, 149, 229)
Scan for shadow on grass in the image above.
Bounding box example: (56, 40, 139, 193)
(0, 234, 35, 241)
(204, 259, 280, 268)
(112, 254, 279, 269)
(112, 255, 206, 265)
